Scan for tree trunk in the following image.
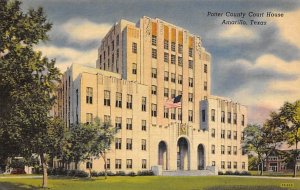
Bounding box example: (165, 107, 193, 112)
(260, 160, 264, 176)
(102, 151, 107, 179)
(89, 168, 92, 178)
(40, 153, 48, 188)
(294, 140, 298, 177)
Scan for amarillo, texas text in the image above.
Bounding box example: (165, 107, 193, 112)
(207, 11, 284, 25)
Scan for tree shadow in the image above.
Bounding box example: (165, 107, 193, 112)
(0, 181, 41, 190)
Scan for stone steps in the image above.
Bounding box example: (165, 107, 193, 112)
(162, 170, 216, 176)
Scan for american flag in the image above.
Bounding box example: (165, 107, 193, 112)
(164, 95, 182, 108)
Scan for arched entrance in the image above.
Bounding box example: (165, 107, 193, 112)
(177, 137, 190, 170)
(158, 141, 168, 170)
(197, 144, 205, 170)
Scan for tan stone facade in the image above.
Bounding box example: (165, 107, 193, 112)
(57, 17, 248, 173)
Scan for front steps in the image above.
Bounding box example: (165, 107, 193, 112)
(162, 170, 216, 176)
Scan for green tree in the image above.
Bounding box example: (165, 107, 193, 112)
(279, 100, 300, 177)
(0, 0, 62, 187)
(90, 118, 116, 179)
(242, 123, 282, 175)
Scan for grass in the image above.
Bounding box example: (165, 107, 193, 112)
(249, 170, 297, 177)
(0, 176, 299, 190)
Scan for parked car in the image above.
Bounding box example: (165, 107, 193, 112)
(10, 168, 26, 174)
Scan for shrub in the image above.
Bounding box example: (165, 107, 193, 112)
(218, 171, 224, 175)
(234, 171, 240, 175)
(128, 171, 136, 176)
(240, 171, 251, 176)
(116, 171, 126, 176)
(137, 170, 154, 176)
(106, 171, 115, 176)
(91, 171, 98, 177)
(225, 171, 233, 175)
(74, 170, 89, 178)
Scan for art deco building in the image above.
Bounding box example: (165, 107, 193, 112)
(57, 16, 248, 174)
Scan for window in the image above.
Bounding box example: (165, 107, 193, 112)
(171, 108, 176, 120)
(152, 68, 157, 78)
(164, 71, 169, 81)
(86, 87, 93, 104)
(233, 113, 237, 124)
(171, 55, 176, 64)
(115, 117, 122, 130)
(227, 130, 231, 139)
(204, 81, 207, 91)
(204, 64, 207, 73)
(178, 56, 183, 66)
(126, 138, 132, 150)
(171, 73, 176, 83)
(164, 108, 169, 118)
(178, 75, 183, 84)
(233, 131, 237, 140)
(86, 113, 93, 124)
(141, 97, 146, 111)
(242, 114, 245, 126)
(152, 35, 157, 46)
(211, 128, 215, 138)
(171, 42, 175, 51)
(178, 108, 182, 121)
(233, 146, 237, 155)
(212, 161, 215, 166)
(116, 35, 119, 46)
(141, 139, 147, 150)
(132, 63, 137, 74)
(104, 90, 111, 106)
(221, 111, 225, 123)
(151, 85, 157, 95)
(126, 159, 132, 169)
(211, 109, 215, 121)
(188, 93, 193, 102)
(221, 130, 225, 139)
(211, 145, 215, 154)
(188, 60, 193, 69)
(227, 146, 231, 155)
(189, 48, 193, 57)
(221, 161, 225, 169)
(171, 89, 176, 98)
(178, 44, 183, 54)
(221, 145, 225, 154)
(115, 138, 122, 149)
(164, 88, 169, 97)
(86, 162, 93, 169)
(152, 48, 157, 59)
(126, 118, 132, 130)
(115, 159, 122, 169)
(227, 112, 231, 123)
(117, 49, 119, 58)
(164, 52, 169, 63)
(151, 104, 157, 117)
(126, 94, 132, 109)
(142, 159, 147, 169)
(202, 110, 206, 122)
(241, 132, 245, 140)
(227, 162, 231, 169)
(242, 162, 245, 169)
(164, 40, 169, 50)
(188, 110, 193, 122)
(234, 162, 237, 169)
(132, 42, 137, 53)
(188, 78, 193, 87)
(142, 120, 147, 131)
(106, 159, 110, 169)
(115, 92, 122, 108)
(104, 115, 110, 122)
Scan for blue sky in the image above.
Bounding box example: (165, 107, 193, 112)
(22, 0, 300, 124)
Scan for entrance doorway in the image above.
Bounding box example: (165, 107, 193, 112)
(177, 137, 190, 170)
(197, 144, 205, 170)
(158, 141, 168, 170)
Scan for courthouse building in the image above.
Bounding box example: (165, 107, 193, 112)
(57, 16, 248, 174)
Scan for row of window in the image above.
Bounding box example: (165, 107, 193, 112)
(87, 159, 147, 170)
(211, 129, 240, 140)
(202, 109, 245, 126)
(211, 145, 239, 155)
(215, 161, 246, 170)
(115, 138, 147, 151)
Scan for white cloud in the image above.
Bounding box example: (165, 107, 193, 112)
(218, 25, 256, 40)
(61, 18, 112, 43)
(36, 45, 97, 72)
(270, 9, 300, 49)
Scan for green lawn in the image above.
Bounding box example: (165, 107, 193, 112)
(0, 176, 299, 190)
